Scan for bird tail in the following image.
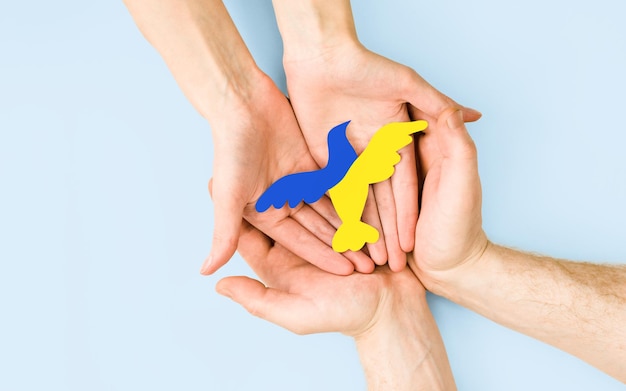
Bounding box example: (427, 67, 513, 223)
(332, 221, 379, 252)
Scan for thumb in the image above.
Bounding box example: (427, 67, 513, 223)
(216, 276, 268, 314)
(216, 276, 314, 335)
(430, 108, 481, 216)
(460, 106, 482, 123)
(436, 109, 477, 161)
(200, 188, 245, 275)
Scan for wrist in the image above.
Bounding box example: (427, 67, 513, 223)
(354, 283, 456, 390)
(126, 0, 265, 124)
(423, 239, 496, 303)
(272, 0, 360, 64)
(199, 65, 269, 123)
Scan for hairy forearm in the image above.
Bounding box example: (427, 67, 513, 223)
(271, 0, 359, 61)
(433, 242, 626, 382)
(355, 294, 456, 391)
(123, 0, 262, 121)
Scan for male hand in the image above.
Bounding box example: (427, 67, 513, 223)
(409, 108, 488, 293)
(285, 43, 480, 271)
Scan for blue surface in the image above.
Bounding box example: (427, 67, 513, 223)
(255, 121, 356, 212)
(1, 0, 625, 390)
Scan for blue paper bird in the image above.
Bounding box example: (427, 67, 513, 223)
(255, 121, 358, 212)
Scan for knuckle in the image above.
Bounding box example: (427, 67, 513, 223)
(212, 231, 239, 251)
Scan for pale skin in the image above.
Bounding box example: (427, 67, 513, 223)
(271, 0, 481, 270)
(217, 221, 457, 391)
(125, 0, 626, 384)
(123, 0, 478, 274)
(221, 109, 626, 386)
(123, 0, 374, 275)
(410, 108, 626, 382)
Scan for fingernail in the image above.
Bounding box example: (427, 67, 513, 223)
(200, 255, 213, 275)
(447, 110, 464, 129)
(217, 287, 233, 299)
(465, 107, 482, 117)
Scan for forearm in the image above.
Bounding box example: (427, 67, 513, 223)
(271, 0, 359, 62)
(123, 0, 262, 121)
(433, 242, 626, 382)
(355, 294, 456, 391)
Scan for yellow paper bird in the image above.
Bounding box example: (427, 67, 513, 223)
(328, 120, 428, 252)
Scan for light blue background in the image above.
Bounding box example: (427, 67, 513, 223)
(1, 0, 625, 390)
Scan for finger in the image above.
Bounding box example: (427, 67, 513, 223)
(307, 198, 375, 273)
(430, 109, 480, 217)
(392, 142, 418, 253)
(372, 180, 406, 271)
(345, 250, 375, 274)
(290, 203, 337, 245)
(452, 105, 483, 123)
(408, 106, 444, 177)
(461, 106, 482, 123)
(250, 215, 354, 276)
(409, 104, 480, 124)
(216, 276, 318, 335)
(201, 184, 245, 275)
(361, 189, 387, 265)
(236, 220, 272, 269)
(291, 204, 375, 274)
(437, 109, 477, 161)
(236, 222, 307, 290)
(308, 195, 342, 229)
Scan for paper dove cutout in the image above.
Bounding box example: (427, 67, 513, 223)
(256, 120, 428, 252)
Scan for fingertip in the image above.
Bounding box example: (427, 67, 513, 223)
(388, 252, 408, 272)
(355, 258, 375, 274)
(368, 242, 388, 266)
(319, 253, 354, 275)
(399, 233, 415, 253)
(205, 235, 238, 273)
(210, 198, 244, 273)
(215, 276, 266, 308)
(215, 277, 233, 298)
(462, 107, 483, 122)
(200, 251, 230, 275)
(335, 259, 355, 276)
(344, 250, 376, 274)
(200, 255, 214, 275)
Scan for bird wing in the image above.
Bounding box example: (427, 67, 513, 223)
(255, 121, 358, 212)
(347, 120, 428, 184)
(255, 169, 333, 212)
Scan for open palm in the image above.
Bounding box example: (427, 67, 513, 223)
(203, 74, 373, 275)
(216, 221, 425, 337)
(285, 43, 480, 271)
